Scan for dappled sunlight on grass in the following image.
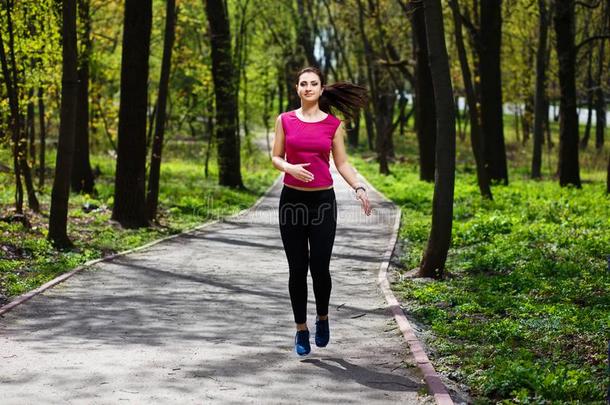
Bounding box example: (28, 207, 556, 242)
(352, 132, 609, 402)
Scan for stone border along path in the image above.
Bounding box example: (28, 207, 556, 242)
(0, 165, 456, 404)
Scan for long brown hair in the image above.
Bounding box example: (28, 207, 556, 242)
(296, 67, 368, 121)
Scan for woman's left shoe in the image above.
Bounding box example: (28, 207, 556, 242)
(315, 318, 330, 347)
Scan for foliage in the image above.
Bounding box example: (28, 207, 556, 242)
(353, 125, 609, 402)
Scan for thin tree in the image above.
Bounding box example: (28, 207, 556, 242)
(532, 0, 549, 178)
(355, 0, 390, 174)
(479, 0, 507, 184)
(48, 0, 78, 248)
(112, 0, 153, 227)
(461, 1, 509, 184)
(607, 154, 609, 194)
(296, 0, 317, 67)
(1, 0, 39, 214)
(409, 0, 436, 182)
(449, 0, 492, 199)
(71, 0, 95, 194)
(553, 0, 581, 187)
(0, 3, 23, 215)
(579, 41, 594, 149)
(146, 0, 177, 221)
(26, 89, 35, 170)
(204, 0, 244, 188)
(419, 0, 456, 279)
(593, 1, 608, 149)
(37, 87, 46, 188)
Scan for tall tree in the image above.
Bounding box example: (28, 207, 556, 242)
(356, 0, 390, 174)
(296, 0, 317, 67)
(479, 0, 508, 184)
(607, 154, 610, 194)
(593, 1, 608, 149)
(553, 0, 581, 187)
(449, 0, 492, 199)
(204, 0, 243, 188)
(419, 0, 456, 279)
(0, 2, 23, 215)
(71, 0, 95, 194)
(146, 0, 177, 221)
(0, 0, 39, 214)
(48, 0, 78, 248)
(112, 0, 153, 227)
(532, 0, 550, 178)
(37, 87, 46, 188)
(411, 2, 436, 182)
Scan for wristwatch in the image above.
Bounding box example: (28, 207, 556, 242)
(354, 186, 366, 194)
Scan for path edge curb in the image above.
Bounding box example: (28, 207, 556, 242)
(0, 174, 284, 317)
(358, 173, 454, 405)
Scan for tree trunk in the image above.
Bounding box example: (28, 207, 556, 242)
(48, 0, 78, 248)
(580, 29, 594, 150)
(553, 0, 581, 187)
(146, 0, 177, 222)
(346, 112, 360, 148)
(449, 0, 492, 199)
(204, 88, 214, 178)
(532, 0, 549, 178)
(285, 57, 302, 110)
(71, 0, 95, 194)
(296, 0, 317, 67)
(27, 89, 36, 170)
(358, 60, 375, 150)
(263, 89, 272, 158)
(479, 0, 508, 184)
(112, 0, 152, 227)
(204, 0, 244, 188)
(522, 97, 533, 144)
(37, 87, 46, 188)
(419, 0, 456, 279)
(544, 97, 553, 147)
(356, 0, 388, 173)
(607, 153, 610, 194)
(364, 104, 376, 151)
(594, 8, 607, 150)
(0, 2, 24, 214)
(412, 4, 436, 182)
(277, 70, 284, 114)
(375, 91, 394, 174)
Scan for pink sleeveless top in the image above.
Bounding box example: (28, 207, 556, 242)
(281, 110, 342, 188)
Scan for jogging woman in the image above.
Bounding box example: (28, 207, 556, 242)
(272, 66, 372, 356)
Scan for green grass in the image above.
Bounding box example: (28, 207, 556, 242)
(351, 122, 610, 403)
(0, 137, 277, 302)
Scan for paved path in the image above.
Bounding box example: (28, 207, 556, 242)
(0, 168, 433, 404)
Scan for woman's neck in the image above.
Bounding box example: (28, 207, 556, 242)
(299, 103, 321, 118)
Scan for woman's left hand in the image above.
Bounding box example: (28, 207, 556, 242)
(356, 189, 372, 216)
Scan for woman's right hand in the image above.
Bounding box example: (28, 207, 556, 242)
(286, 162, 314, 182)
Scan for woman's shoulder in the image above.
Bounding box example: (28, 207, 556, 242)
(326, 113, 342, 128)
(327, 113, 341, 123)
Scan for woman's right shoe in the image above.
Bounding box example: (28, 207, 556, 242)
(295, 329, 311, 356)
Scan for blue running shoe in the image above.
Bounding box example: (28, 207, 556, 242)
(295, 330, 311, 356)
(315, 318, 329, 347)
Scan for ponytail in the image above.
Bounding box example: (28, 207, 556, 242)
(296, 67, 368, 121)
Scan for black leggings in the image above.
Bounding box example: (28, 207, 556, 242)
(279, 186, 337, 324)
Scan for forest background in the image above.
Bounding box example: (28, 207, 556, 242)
(0, 0, 608, 402)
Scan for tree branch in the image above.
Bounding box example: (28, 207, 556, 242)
(575, 34, 610, 52)
(575, 0, 601, 8)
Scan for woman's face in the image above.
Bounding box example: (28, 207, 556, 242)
(296, 71, 323, 102)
